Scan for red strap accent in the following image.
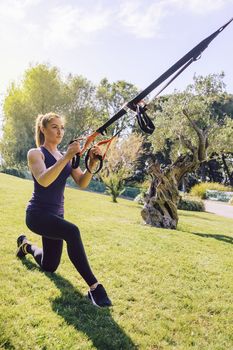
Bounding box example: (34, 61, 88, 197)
(79, 131, 101, 157)
(77, 130, 120, 167)
(95, 133, 118, 160)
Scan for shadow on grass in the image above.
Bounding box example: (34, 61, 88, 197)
(21, 259, 137, 350)
(190, 232, 233, 245)
(178, 211, 215, 221)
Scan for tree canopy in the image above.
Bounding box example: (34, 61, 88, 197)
(0, 64, 232, 193)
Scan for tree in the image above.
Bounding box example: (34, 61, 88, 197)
(0, 64, 64, 167)
(0, 65, 102, 168)
(194, 84, 233, 185)
(96, 79, 139, 134)
(141, 73, 233, 229)
(99, 133, 143, 202)
(59, 74, 100, 156)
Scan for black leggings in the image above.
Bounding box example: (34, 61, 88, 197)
(26, 210, 98, 286)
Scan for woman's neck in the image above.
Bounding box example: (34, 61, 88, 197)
(42, 142, 58, 153)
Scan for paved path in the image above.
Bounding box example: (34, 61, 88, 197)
(204, 200, 233, 219)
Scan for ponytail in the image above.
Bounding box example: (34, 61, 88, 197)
(35, 114, 44, 147)
(34, 112, 65, 147)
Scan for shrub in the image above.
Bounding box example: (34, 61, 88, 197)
(134, 192, 147, 205)
(190, 182, 232, 199)
(136, 192, 205, 211)
(0, 167, 26, 179)
(121, 187, 140, 199)
(178, 198, 205, 212)
(88, 180, 106, 193)
(66, 177, 106, 193)
(206, 190, 233, 202)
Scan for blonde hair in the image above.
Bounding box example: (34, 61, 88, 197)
(35, 112, 65, 147)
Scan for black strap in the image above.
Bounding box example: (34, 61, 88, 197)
(128, 17, 233, 104)
(152, 57, 195, 100)
(71, 154, 80, 169)
(69, 140, 80, 169)
(96, 109, 126, 135)
(85, 149, 103, 174)
(96, 18, 232, 135)
(70, 18, 232, 170)
(136, 105, 155, 134)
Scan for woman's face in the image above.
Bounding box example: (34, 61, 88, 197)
(42, 117, 65, 144)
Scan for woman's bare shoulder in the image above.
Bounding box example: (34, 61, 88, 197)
(27, 148, 45, 161)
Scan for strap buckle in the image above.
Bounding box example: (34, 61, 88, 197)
(126, 101, 155, 134)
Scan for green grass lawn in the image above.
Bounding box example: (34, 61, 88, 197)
(0, 173, 233, 350)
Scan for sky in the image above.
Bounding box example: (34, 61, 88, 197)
(0, 0, 233, 127)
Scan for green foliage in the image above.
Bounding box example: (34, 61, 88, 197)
(87, 179, 106, 193)
(104, 173, 125, 203)
(0, 64, 65, 167)
(60, 75, 98, 146)
(134, 181, 152, 204)
(23, 64, 64, 113)
(100, 134, 143, 202)
(0, 65, 142, 172)
(134, 192, 146, 205)
(0, 167, 26, 179)
(96, 78, 139, 133)
(121, 186, 140, 199)
(135, 193, 205, 211)
(66, 177, 106, 193)
(149, 73, 233, 162)
(206, 190, 233, 202)
(190, 182, 232, 199)
(66, 172, 140, 198)
(1, 174, 233, 349)
(178, 198, 205, 212)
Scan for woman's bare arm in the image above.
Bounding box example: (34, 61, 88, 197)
(28, 149, 71, 187)
(71, 146, 101, 189)
(28, 141, 81, 187)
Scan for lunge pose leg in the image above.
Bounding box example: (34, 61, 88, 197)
(16, 112, 111, 307)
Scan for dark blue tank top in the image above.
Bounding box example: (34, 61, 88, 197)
(26, 146, 72, 215)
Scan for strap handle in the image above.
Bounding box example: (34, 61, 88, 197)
(72, 154, 80, 169)
(70, 131, 101, 169)
(136, 105, 155, 134)
(69, 140, 80, 169)
(84, 130, 121, 174)
(85, 150, 103, 174)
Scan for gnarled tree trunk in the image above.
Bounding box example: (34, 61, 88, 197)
(141, 109, 208, 229)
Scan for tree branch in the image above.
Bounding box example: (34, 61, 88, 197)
(179, 135, 197, 153)
(182, 108, 208, 162)
(182, 109, 203, 137)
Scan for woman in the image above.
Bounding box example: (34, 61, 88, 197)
(16, 112, 112, 307)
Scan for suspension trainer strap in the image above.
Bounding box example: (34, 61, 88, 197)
(70, 131, 101, 169)
(152, 57, 195, 100)
(96, 18, 233, 135)
(84, 130, 122, 174)
(85, 151, 103, 174)
(128, 17, 233, 105)
(136, 105, 155, 134)
(70, 18, 232, 170)
(72, 154, 80, 169)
